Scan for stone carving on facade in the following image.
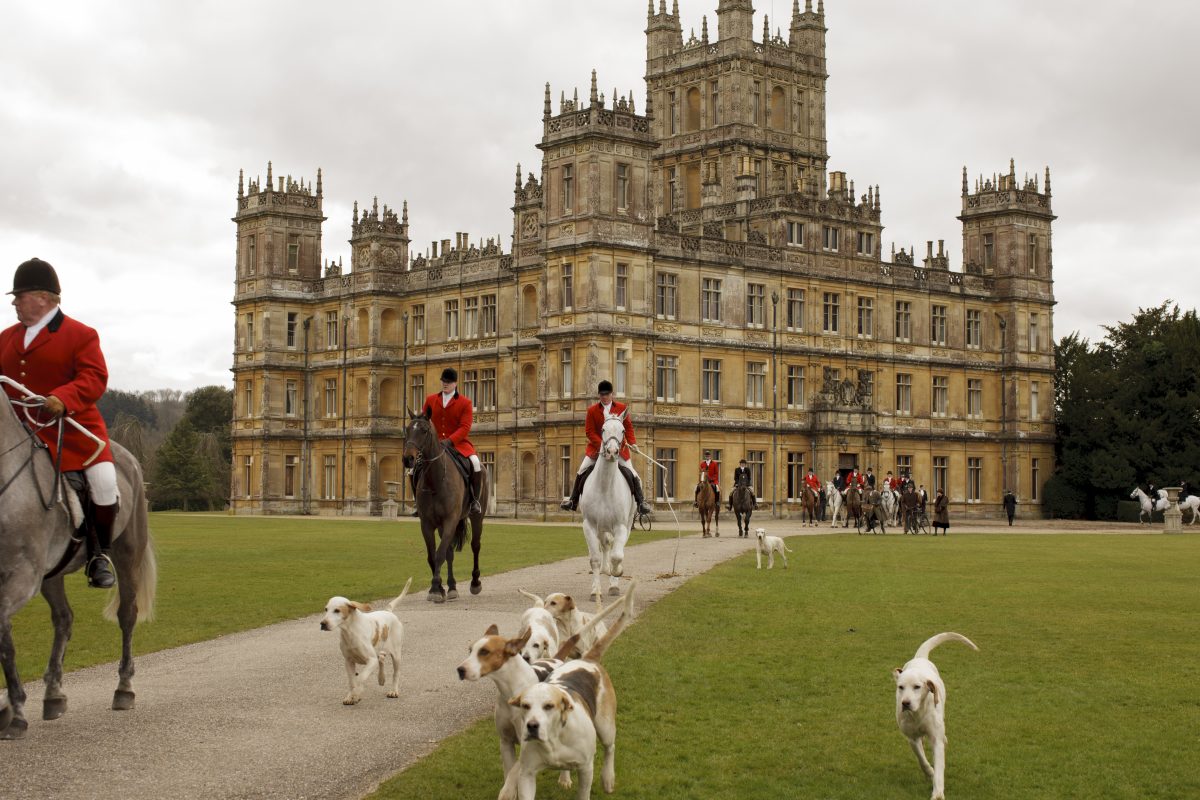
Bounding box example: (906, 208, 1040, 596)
(586, 340, 600, 396)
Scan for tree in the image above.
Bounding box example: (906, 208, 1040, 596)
(150, 419, 214, 511)
(1054, 303, 1200, 518)
(98, 389, 157, 429)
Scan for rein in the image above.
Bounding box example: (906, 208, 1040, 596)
(0, 397, 63, 511)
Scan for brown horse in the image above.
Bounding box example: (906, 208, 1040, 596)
(801, 485, 819, 527)
(844, 484, 863, 529)
(730, 481, 755, 538)
(402, 410, 487, 603)
(696, 474, 720, 537)
(697, 473, 719, 538)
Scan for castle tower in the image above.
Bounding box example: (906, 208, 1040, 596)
(646, 0, 830, 237)
(233, 162, 325, 283)
(349, 196, 410, 272)
(958, 160, 1055, 281)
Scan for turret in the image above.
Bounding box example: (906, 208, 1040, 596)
(959, 159, 1055, 279)
(717, 0, 755, 42)
(233, 163, 325, 282)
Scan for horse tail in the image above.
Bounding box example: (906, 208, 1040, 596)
(453, 520, 467, 552)
(104, 526, 157, 624)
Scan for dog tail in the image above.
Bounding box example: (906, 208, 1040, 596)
(914, 631, 978, 660)
(518, 588, 545, 608)
(551, 586, 628, 661)
(581, 581, 637, 663)
(386, 577, 414, 613)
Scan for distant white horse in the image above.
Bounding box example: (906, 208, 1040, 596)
(578, 413, 635, 599)
(1177, 494, 1200, 524)
(826, 480, 845, 528)
(1129, 487, 1168, 524)
(879, 487, 898, 525)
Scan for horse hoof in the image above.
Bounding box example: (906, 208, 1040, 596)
(1, 718, 28, 740)
(608, 586, 620, 597)
(470, 580, 482, 595)
(0, 704, 12, 732)
(112, 690, 136, 711)
(43, 697, 67, 720)
(431, 591, 446, 604)
(446, 589, 459, 601)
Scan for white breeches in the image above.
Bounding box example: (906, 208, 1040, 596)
(577, 454, 633, 474)
(468, 454, 481, 473)
(86, 461, 119, 506)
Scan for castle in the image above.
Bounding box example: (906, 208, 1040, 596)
(230, 0, 1056, 517)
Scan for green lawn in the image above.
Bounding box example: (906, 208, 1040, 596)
(9, 513, 678, 681)
(370, 533, 1200, 800)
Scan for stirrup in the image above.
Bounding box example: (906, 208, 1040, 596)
(86, 553, 116, 589)
(637, 501, 652, 516)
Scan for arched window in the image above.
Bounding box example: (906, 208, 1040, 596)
(520, 452, 537, 500)
(770, 86, 786, 131)
(380, 308, 399, 345)
(521, 363, 537, 406)
(378, 378, 398, 417)
(356, 308, 370, 346)
(521, 284, 539, 327)
(685, 87, 701, 131)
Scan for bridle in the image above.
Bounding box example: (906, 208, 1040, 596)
(0, 390, 62, 510)
(600, 420, 624, 462)
(405, 417, 445, 475)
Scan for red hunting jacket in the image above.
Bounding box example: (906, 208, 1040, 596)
(0, 309, 113, 470)
(805, 472, 822, 491)
(584, 400, 635, 460)
(422, 391, 476, 458)
(699, 459, 720, 484)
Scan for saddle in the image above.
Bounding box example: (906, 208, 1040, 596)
(45, 471, 93, 580)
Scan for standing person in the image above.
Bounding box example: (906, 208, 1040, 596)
(421, 367, 483, 514)
(932, 489, 950, 535)
(560, 380, 651, 515)
(818, 485, 827, 521)
(0, 258, 117, 588)
(918, 484, 929, 512)
(1003, 490, 1017, 526)
(694, 449, 720, 508)
(901, 484, 920, 533)
(728, 458, 757, 510)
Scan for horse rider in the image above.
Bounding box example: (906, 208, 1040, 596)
(0, 258, 117, 588)
(885, 470, 898, 492)
(1146, 483, 1159, 510)
(917, 484, 929, 512)
(865, 467, 876, 489)
(805, 468, 822, 496)
(418, 367, 483, 515)
(694, 449, 720, 508)
(727, 458, 758, 510)
(560, 380, 652, 515)
(846, 465, 865, 491)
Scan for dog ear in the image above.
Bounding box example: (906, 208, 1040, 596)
(893, 668, 903, 681)
(505, 627, 532, 656)
(348, 601, 371, 612)
(485, 624, 500, 636)
(926, 679, 940, 706)
(562, 595, 575, 612)
(558, 694, 575, 723)
(508, 694, 524, 708)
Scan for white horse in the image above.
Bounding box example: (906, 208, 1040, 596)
(1129, 487, 1168, 524)
(578, 413, 635, 599)
(1177, 494, 1199, 524)
(826, 480, 845, 528)
(879, 486, 898, 525)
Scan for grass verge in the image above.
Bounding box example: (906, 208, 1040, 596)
(369, 533, 1200, 800)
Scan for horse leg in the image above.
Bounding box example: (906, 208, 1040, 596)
(110, 547, 143, 710)
(444, 522, 461, 602)
(422, 521, 445, 603)
(582, 522, 604, 600)
(469, 514, 483, 594)
(0, 622, 28, 739)
(39, 576, 73, 720)
(607, 527, 629, 596)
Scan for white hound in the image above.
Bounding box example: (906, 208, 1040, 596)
(319, 577, 412, 705)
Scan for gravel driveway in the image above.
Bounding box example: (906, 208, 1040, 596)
(0, 527, 765, 799)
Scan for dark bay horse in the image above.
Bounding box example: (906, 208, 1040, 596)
(402, 411, 486, 603)
(697, 473, 719, 538)
(844, 484, 863, 529)
(800, 485, 819, 527)
(0, 388, 156, 740)
(730, 482, 755, 538)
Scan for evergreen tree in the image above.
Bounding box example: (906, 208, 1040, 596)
(150, 420, 213, 511)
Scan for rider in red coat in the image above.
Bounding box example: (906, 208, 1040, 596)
(420, 367, 482, 514)
(694, 449, 720, 508)
(804, 468, 822, 492)
(0, 258, 117, 587)
(560, 380, 651, 515)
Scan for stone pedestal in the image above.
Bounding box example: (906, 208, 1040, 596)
(382, 482, 401, 520)
(1163, 487, 1183, 532)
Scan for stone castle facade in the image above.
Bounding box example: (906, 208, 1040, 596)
(230, 0, 1056, 517)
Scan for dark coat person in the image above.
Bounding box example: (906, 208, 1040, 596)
(1002, 490, 1017, 526)
(933, 490, 950, 535)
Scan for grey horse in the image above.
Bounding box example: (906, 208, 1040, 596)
(0, 392, 156, 740)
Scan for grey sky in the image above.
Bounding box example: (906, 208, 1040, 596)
(2, 0, 1196, 391)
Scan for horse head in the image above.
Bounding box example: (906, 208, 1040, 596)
(402, 408, 438, 469)
(599, 414, 626, 461)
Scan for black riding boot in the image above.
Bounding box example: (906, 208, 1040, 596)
(560, 468, 592, 511)
(693, 485, 700, 508)
(468, 470, 483, 515)
(619, 464, 652, 516)
(87, 503, 117, 589)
